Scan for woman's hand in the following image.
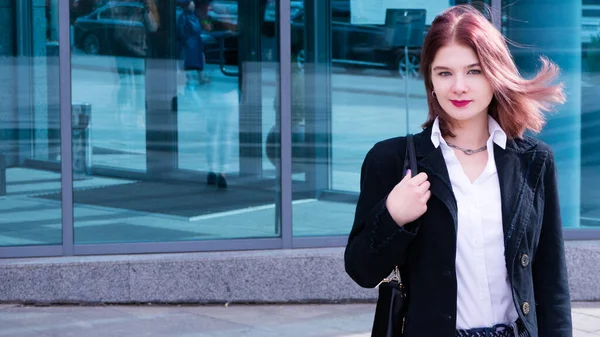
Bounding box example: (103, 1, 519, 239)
(385, 170, 431, 227)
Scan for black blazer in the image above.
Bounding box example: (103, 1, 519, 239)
(344, 127, 572, 337)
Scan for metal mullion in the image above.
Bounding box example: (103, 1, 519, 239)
(491, 0, 501, 30)
(73, 238, 283, 255)
(293, 236, 349, 248)
(0, 246, 63, 259)
(58, 0, 73, 256)
(564, 229, 600, 241)
(16, 1, 34, 164)
(279, 0, 293, 248)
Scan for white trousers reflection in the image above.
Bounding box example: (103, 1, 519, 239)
(183, 70, 236, 173)
(116, 57, 145, 127)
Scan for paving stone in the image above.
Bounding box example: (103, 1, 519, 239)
(572, 312, 600, 333)
(0, 303, 597, 337)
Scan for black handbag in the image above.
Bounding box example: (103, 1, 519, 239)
(371, 134, 417, 337)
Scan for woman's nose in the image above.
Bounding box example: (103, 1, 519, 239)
(452, 75, 468, 94)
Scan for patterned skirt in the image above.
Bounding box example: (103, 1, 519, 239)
(456, 318, 529, 337)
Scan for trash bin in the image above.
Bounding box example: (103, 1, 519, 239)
(72, 103, 92, 180)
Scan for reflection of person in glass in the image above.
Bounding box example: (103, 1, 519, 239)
(202, 88, 235, 189)
(345, 5, 571, 337)
(177, 0, 231, 189)
(114, 0, 159, 127)
(194, 0, 214, 32)
(177, 0, 210, 85)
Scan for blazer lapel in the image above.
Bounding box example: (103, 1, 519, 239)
(494, 138, 548, 260)
(414, 128, 548, 242)
(415, 129, 458, 229)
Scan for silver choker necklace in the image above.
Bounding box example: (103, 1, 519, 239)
(446, 142, 487, 155)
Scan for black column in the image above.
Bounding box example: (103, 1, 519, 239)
(302, 0, 332, 197)
(237, 0, 264, 178)
(145, 0, 178, 176)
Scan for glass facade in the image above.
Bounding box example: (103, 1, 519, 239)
(69, 0, 281, 244)
(0, 0, 598, 257)
(0, 1, 62, 247)
(581, 0, 600, 228)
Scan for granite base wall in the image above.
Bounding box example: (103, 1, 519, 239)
(0, 243, 598, 304)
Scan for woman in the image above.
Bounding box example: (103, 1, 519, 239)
(344, 5, 572, 337)
(177, 0, 210, 84)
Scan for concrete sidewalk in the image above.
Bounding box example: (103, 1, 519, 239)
(0, 302, 598, 337)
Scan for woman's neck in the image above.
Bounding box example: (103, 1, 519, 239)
(445, 115, 490, 149)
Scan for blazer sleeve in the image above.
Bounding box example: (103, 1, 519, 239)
(533, 150, 573, 336)
(344, 140, 420, 288)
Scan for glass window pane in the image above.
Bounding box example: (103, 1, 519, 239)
(581, 1, 600, 228)
(292, 1, 451, 237)
(71, 0, 280, 244)
(504, 1, 595, 230)
(0, 1, 62, 246)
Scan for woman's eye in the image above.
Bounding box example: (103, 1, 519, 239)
(468, 69, 482, 74)
(438, 71, 451, 77)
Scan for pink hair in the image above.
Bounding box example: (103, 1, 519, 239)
(420, 5, 566, 139)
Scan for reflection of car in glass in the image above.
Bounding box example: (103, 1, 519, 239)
(208, 0, 238, 28)
(200, 31, 238, 66)
(73, 2, 151, 56)
(201, 0, 239, 65)
(261, 0, 304, 36)
(583, 5, 600, 50)
(263, 0, 426, 78)
(70, 0, 109, 23)
(73, 1, 237, 64)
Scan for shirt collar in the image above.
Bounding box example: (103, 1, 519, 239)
(430, 116, 507, 150)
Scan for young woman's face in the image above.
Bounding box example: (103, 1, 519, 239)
(430, 43, 494, 124)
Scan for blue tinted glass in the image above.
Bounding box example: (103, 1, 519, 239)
(292, 2, 450, 237)
(71, 0, 281, 244)
(0, 1, 62, 246)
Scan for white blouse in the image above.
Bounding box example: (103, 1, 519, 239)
(430, 116, 519, 329)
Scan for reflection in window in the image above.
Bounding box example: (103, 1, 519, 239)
(0, 1, 62, 246)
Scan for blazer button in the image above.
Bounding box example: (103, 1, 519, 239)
(522, 302, 530, 315)
(521, 254, 530, 267)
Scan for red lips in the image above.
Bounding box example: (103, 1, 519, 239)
(450, 100, 472, 107)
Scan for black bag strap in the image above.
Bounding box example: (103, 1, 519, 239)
(404, 134, 417, 178)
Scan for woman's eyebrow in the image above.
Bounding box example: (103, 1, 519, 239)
(432, 63, 480, 71)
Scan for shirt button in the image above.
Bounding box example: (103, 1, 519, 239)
(521, 254, 530, 267)
(522, 302, 530, 315)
